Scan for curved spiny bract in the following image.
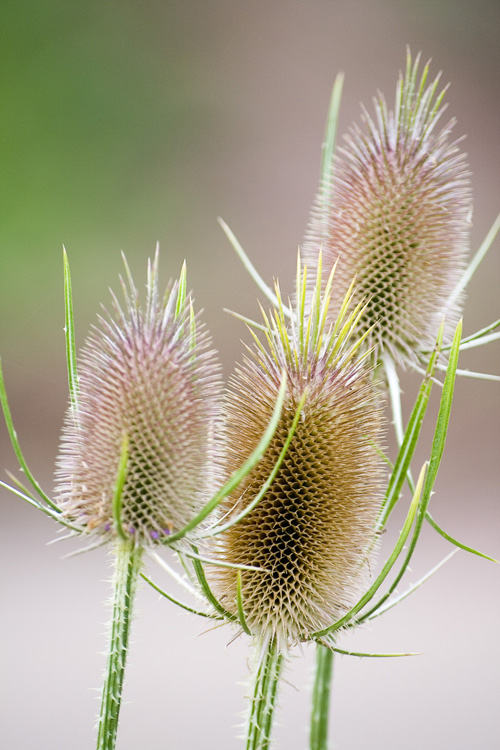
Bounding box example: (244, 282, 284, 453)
(303, 51, 471, 365)
(210, 265, 385, 651)
(55, 255, 222, 547)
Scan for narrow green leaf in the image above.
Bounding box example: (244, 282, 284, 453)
(425, 320, 461, 486)
(0, 358, 61, 513)
(426, 512, 498, 563)
(141, 573, 220, 619)
(377, 325, 442, 528)
(191, 547, 237, 621)
(308, 253, 323, 355)
(361, 321, 462, 623)
(0, 479, 82, 531)
(146, 245, 159, 323)
(5, 469, 43, 505)
(312, 463, 426, 638)
(218, 217, 292, 318)
(236, 570, 252, 635)
(297, 251, 306, 354)
(122, 249, 139, 294)
(223, 308, 267, 333)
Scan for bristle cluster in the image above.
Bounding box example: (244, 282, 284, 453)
(209, 263, 384, 649)
(55, 253, 221, 546)
(303, 51, 471, 364)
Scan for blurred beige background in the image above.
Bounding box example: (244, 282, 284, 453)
(1, 1, 499, 748)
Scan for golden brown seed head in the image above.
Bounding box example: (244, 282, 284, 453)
(55, 254, 221, 546)
(303, 52, 471, 365)
(209, 262, 385, 649)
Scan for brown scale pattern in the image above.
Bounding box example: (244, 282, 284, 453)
(303, 61, 471, 364)
(211, 359, 384, 648)
(55, 282, 221, 546)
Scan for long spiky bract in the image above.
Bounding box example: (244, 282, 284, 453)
(303, 49, 471, 366)
(207, 255, 385, 652)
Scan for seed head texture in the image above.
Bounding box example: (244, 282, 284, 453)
(210, 267, 385, 648)
(303, 52, 471, 364)
(55, 255, 221, 545)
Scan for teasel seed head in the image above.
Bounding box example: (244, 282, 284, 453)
(209, 257, 385, 650)
(55, 250, 222, 546)
(303, 50, 471, 365)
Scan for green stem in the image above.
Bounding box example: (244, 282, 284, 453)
(310, 644, 334, 750)
(97, 538, 143, 750)
(246, 640, 284, 750)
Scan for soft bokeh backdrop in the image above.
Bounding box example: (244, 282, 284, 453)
(1, 2, 499, 748)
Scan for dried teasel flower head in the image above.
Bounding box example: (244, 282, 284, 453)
(55, 250, 221, 546)
(302, 50, 471, 366)
(209, 257, 385, 650)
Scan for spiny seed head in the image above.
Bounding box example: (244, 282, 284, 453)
(55, 250, 221, 546)
(209, 258, 385, 650)
(303, 50, 471, 365)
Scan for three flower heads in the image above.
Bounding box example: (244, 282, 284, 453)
(0, 50, 473, 658)
(0, 48, 493, 750)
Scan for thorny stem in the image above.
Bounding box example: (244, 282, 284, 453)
(96, 538, 143, 750)
(246, 640, 284, 750)
(310, 645, 334, 750)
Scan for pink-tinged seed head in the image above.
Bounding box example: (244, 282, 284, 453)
(55, 252, 222, 546)
(303, 51, 471, 365)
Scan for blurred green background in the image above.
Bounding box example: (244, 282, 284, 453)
(1, 2, 499, 749)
